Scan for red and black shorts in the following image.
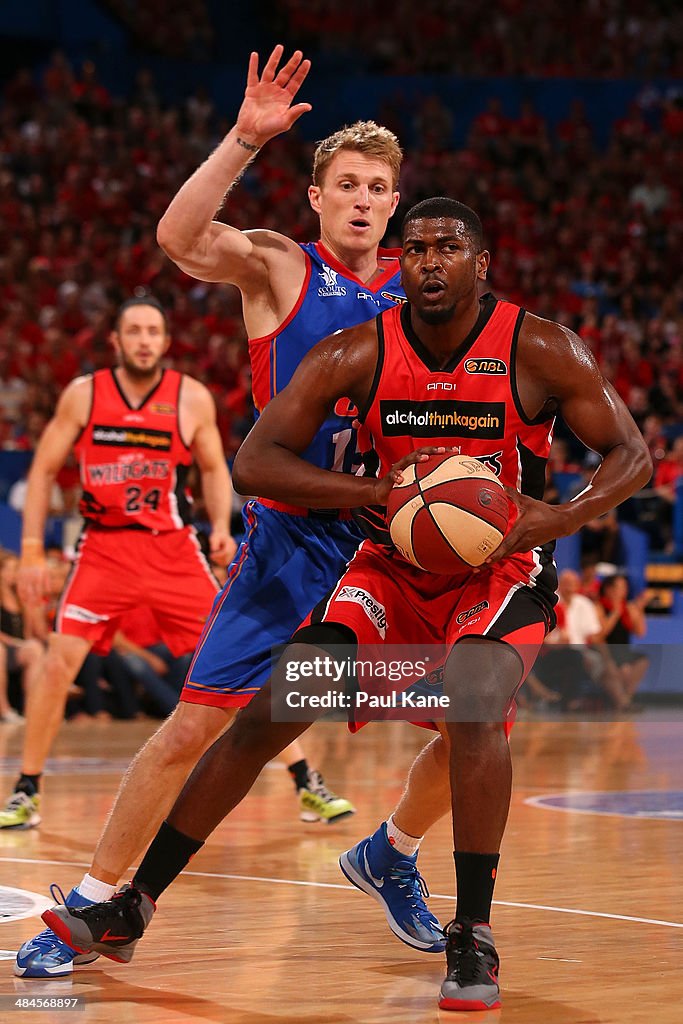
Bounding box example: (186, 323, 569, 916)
(56, 526, 219, 656)
(298, 539, 557, 727)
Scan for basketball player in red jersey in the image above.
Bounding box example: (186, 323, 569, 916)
(0, 297, 233, 836)
(46, 198, 651, 1011)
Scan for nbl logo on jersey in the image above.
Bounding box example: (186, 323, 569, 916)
(464, 358, 507, 375)
(379, 400, 506, 439)
(318, 265, 347, 298)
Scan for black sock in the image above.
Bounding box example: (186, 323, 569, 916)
(133, 821, 204, 902)
(454, 851, 500, 925)
(287, 758, 310, 791)
(16, 774, 41, 797)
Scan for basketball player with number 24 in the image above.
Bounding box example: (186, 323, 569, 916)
(44, 198, 650, 1013)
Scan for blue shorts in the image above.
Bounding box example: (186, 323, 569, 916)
(180, 500, 362, 707)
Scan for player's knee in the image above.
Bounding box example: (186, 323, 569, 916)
(447, 681, 512, 724)
(44, 648, 78, 690)
(157, 706, 225, 763)
(445, 640, 520, 722)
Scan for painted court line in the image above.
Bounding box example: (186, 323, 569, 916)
(1, 855, 682, 931)
(525, 790, 683, 822)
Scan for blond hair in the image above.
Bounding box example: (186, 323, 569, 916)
(312, 121, 402, 189)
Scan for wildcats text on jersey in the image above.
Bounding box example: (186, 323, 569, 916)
(379, 400, 506, 439)
(86, 459, 171, 486)
(92, 425, 173, 451)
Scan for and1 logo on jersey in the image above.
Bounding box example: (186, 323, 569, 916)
(318, 265, 347, 298)
(357, 291, 382, 307)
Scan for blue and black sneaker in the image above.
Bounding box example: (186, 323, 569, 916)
(339, 822, 445, 952)
(15, 886, 100, 978)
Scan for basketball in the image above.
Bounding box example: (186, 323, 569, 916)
(387, 453, 510, 573)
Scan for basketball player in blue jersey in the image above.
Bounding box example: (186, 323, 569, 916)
(17, 47, 448, 978)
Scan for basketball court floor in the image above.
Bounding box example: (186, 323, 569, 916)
(0, 715, 681, 1023)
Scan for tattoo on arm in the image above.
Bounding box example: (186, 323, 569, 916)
(236, 137, 260, 153)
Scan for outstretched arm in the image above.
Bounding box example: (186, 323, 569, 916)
(156, 46, 311, 291)
(489, 319, 652, 562)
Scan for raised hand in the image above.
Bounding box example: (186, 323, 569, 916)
(236, 45, 312, 148)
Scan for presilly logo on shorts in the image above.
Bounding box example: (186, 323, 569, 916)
(379, 400, 505, 439)
(337, 586, 387, 638)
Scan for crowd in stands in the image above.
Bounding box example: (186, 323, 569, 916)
(102, 0, 215, 61)
(524, 568, 650, 713)
(0, 50, 682, 558)
(271, 0, 683, 76)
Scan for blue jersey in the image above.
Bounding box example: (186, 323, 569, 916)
(181, 242, 404, 708)
(249, 241, 404, 474)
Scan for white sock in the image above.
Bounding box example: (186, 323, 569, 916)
(385, 814, 423, 857)
(76, 873, 117, 902)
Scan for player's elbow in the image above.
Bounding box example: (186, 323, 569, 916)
(629, 439, 653, 491)
(156, 216, 182, 261)
(232, 445, 260, 496)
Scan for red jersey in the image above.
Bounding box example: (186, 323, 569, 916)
(74, 368, 193, 531)
(355, 294, 557, 600)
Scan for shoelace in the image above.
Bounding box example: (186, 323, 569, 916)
(5, 792, 32, 812)
(443, 920, 494, 986)
(387, 861, 435, 921)
(59, 886, 141, 926)
(307, 770, 338, 801)
(49, 883, 68, 907)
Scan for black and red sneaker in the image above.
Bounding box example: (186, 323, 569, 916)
(41, 883, 155, 964)
(438, 918, 501, 1011)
